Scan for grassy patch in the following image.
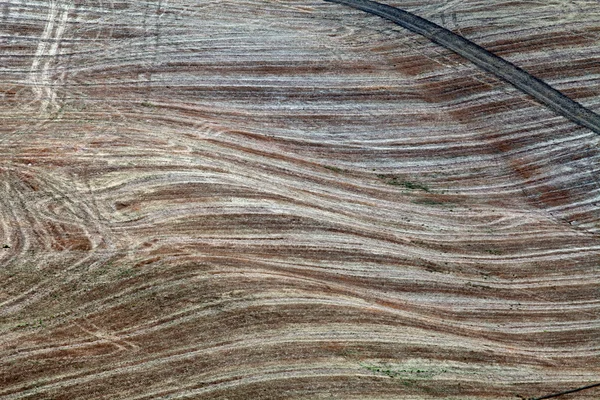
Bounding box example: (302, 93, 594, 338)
(466, 281, 492, 290)
(140, 101, 155, 108)
(377, 175, 430, 192)
(117, 268, 136, 279)
(15, 317, 48, 330)
(412, 198, 447, 206)
(360, 362, 447, 381)
(324, 165, 344, 173)
(485, 249, 502, 255)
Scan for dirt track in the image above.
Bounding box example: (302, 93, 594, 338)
(326, 0, 600, 135)
(1, 1, 599, 399)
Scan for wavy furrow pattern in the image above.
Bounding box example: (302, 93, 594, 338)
(1, 1, 599, 399)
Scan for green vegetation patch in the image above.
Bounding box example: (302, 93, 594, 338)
(412, 198, 447, 206)
(377, 175, 430, 192)
(324, 165, 344, 173)
(117, 268, 136, 279)
(485, 248, 502, 255)
(360, 362, 447, 380)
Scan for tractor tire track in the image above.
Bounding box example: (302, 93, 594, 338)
(28, 0, 72, 116)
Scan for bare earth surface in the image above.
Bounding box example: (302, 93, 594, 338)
(1, 1, 599, 399)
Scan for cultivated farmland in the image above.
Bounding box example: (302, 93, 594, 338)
(1, 1, 599, 399)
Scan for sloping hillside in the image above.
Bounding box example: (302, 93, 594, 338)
(1, 1, 599, 399)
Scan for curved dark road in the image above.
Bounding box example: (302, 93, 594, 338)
(324, 0, 600, 135)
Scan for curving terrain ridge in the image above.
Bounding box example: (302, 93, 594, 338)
(1, 1, 599, 399)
